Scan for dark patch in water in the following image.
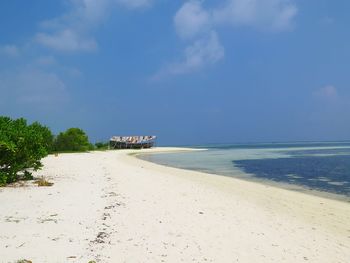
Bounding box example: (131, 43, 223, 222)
(234, 155, 350, 196)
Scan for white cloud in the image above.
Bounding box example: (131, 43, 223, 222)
(35, 55, 57, 66)
(66, 67, 83, 78)
(35, 0, 106, 52)
(313, 85, 339, 102)
(75, 0, 111, 23)
(0, 44, 20, 57)
(155, 0, 297, 79)
(153, 1, 224, 78)
(174, 0, 211, 39)
(36, 0, 153, 52)
(116, 0, 153, 9)
(175, 31, 224, 73)
(213, 0, 298, 31)
(174, 0, 298, 40)
(154, 31, 224, 78)
(36, 29, 97, 52)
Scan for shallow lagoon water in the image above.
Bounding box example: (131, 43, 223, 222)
(139, 142, 350, 198)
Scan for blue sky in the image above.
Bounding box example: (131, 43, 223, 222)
(0, 0, 349, 145)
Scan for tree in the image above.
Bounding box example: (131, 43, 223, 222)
(53, 128, 91, 152)
(0, 116, 53, 186)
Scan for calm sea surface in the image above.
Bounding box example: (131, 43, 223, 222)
(139, 142, 350, 199)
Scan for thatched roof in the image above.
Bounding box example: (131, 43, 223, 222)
(110, 136, 156, 144)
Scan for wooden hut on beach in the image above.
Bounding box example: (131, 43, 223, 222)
(109, 136, 156, 149)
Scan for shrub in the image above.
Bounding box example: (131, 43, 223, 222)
(36, 176, 54, 187)
(31, 121, 54, 153)
(88, 143, 95, 151)
(95, 141, 109, 150)
(0, 116, 53, 186)
(53, 127, 91, 152)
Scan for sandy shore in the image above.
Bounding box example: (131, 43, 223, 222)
(1, 147, 350, 262)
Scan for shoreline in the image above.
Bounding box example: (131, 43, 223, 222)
(1, 148, 350, 262)
(136, 147, 350, 203)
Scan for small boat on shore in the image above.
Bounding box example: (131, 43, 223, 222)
(109, 136, 156, 149)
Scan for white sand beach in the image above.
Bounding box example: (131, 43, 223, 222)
(1, 148, 350, 263)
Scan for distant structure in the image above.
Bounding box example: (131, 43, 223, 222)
(109, 136, 156, 149)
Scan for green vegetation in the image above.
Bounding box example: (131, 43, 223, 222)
(53, 127, 91, 152)
(0, 116, 53, 186)
(95, 141, 109, 150)
(36, 176, 54, 187)
(0, 116, 110, 186)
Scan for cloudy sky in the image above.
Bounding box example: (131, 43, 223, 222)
(0, 0, 349, 145)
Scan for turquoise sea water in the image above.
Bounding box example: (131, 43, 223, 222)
(139, 142, 350, 199)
